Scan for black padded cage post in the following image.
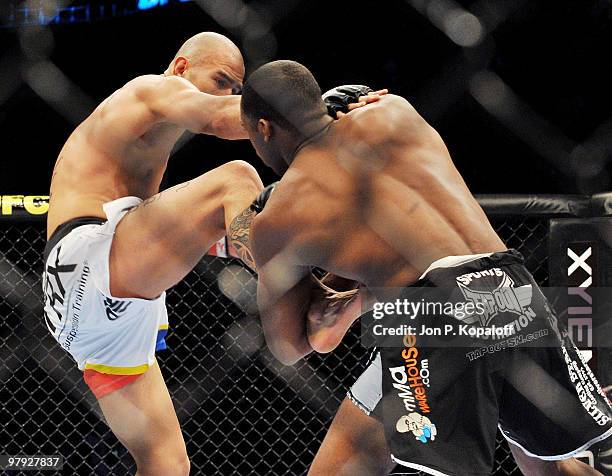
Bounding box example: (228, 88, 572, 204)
(0, 194, 610, 475)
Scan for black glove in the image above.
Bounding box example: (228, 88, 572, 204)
(323, 84, 374, 119)
(249, 182, 278, 214)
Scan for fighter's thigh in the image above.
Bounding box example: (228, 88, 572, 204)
(110, 160, 261, 298)
(309, 398, 394, 476)
(97, 360, 187, 471)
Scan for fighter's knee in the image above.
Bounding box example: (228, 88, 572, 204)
(551, 458, 593, 475)
(220, 161, 264, 210)
(136, 450, 190, 476)
(516, 457, 600, 476)
(222, 160, 262, 188)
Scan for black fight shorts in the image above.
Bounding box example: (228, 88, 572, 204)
(349, 250, 612, 476)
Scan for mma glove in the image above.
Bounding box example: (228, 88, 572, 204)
(323, 84, 374, 119)
(249, 181, 278, 214)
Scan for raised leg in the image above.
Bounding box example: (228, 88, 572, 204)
(109, 160, 263, 299)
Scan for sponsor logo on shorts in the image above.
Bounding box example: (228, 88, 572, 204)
(104, 298, 131, 320)
(388, 334, 437, 444)
(43, 246, 76, 335)
(455, 268, 537, 338)
(62, 264, 90, 350)
(396, 412, 437, 443)
(456, 267, 504, 286)
(562, 343, 612, 426)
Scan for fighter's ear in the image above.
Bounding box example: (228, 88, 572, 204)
(257, 119, 272, 142)
(173, 57, 188, 76)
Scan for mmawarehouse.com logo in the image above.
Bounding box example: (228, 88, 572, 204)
(0, 195, 49, 215)
(388, 334, 438, 444)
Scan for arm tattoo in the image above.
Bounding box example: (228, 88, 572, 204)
(228, 207, 257, 271)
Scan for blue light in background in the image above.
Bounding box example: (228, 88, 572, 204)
(138, 0, 168, 10)
(138, 0, 191, 11)
(2, 0, 195, 28)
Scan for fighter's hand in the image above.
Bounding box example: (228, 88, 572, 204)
(249, 182, 278, 214)
(323, 84, 387, 119)
(339, 89, 389, 117)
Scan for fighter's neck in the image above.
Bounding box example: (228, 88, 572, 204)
(286, 117, 334, 165)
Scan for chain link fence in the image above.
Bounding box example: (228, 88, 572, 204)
(0, 204, 552, 475)
(0, 1, 610, 474)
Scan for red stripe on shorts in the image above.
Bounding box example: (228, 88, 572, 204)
(83, 369, 142, 399)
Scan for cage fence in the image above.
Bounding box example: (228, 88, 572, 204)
(0, 200, 556, 475)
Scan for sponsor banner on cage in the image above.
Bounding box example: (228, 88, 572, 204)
(0, 195, 49, 215)
(565, 241, 598, 349)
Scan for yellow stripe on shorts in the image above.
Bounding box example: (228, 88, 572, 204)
(84, 325, 168, 375)
(84, 362, 149, 375)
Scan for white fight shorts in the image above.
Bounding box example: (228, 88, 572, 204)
(42, 196, 169, 376)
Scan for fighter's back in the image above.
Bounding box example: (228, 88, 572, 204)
(274, 94, 506, 288)
(47, 75, 185, 238)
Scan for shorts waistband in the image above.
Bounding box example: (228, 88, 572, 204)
(44, 216, 106, 262)
(410, 249, 524, 287)
(419, 252, 495, 279)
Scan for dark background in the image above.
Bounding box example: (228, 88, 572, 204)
(0, 3, 611, 474)
(1, 0, 611, 195)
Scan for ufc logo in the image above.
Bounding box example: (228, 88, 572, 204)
(1, 195, 48, 215)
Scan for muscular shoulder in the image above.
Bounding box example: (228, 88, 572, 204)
(338, 94, 430, 145)
(251, 172, 328, 265)
(122, 75, 197, 103)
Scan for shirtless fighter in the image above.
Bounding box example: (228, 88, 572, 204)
(238, 61, 612, 475)
(42, 33, 264, 475)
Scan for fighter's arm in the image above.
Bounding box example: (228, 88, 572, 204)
(250, 206, 315, 365)
(136, 75, 246, 140)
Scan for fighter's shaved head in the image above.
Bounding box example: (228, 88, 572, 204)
(165, 32, 244, 95)
(169, 32, 242, 67)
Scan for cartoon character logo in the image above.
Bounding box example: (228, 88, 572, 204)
(396, 412, 437, 443)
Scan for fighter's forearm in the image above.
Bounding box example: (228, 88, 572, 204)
(261, 308, 313, 365)
(256, 270, 315, 365)
(209, 95, 248, 140)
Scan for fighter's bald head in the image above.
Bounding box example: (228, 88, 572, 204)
(165, 32, 244, 95)
(170, 32, 242, 67)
